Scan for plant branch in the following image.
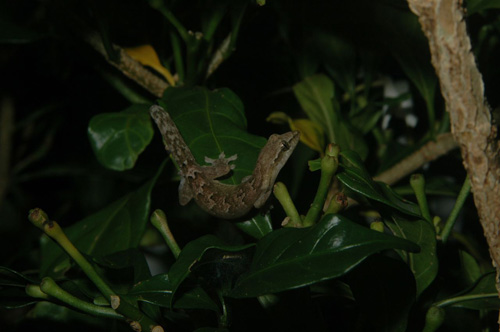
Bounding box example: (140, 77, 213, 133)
(86, 33, 168, 98)
(374, 133, 458, 185)
(406, 0, 500, 300)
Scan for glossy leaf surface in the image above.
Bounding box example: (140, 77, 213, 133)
(40, 163, 164, 278)
(128, 274, 219, 312)
(385, 216, 438, 297)
(338, 150, 421, 217)
(88, 104, 154, 171)
(168, 235, 254, 304)
(229, 214, 419, 298)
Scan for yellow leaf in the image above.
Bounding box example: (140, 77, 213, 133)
(289, 119, 325, 154)
(267, 112, 325, 154)
(124, 45, 176, 86)
(266, 111, 291, 125)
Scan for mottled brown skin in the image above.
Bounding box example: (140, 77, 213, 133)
(150, 105, 300, 219)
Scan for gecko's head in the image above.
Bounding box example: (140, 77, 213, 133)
(256, 130, 300, 186)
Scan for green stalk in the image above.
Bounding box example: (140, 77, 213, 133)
(25, 284, 50, 300)
(303, 144, 339, 227)
(170, 31, 185, 83)
(150, 209, 181, 259)
(28, 208, 163, 332)
(273, 182, 302, 227)
(425, 96, 436, 138)
(434, 293, 498, 308)
(324, 192, 348, 215)
(150, 1, 189, 42)
(39, 278, 124, 320)
(410, 174, 432, 223)
(441, 175, 471, 243)
(203, 8, 225, 42)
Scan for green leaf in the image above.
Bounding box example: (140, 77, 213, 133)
(385, 216, 438, 297)
(168, 235, 254, 305)
(159, 87, 267, 184)
(293, 74, 335, 142)
(229, 214, 419, 298)
(312, 32, 357, 95)
(459, 250, 482, 286)
(88, 104, 154, 171)
(441, 273, 500, 310)
(338, 151, 421, 217)
(293, 74, 368, 159)
(349, 255, 416, 332)
(40, 162, 165, 278)
(234, 214, 273, 239)
(128, 274, 219, 312)
(467, 0, 500, 15)
(92, 248, 152, 286)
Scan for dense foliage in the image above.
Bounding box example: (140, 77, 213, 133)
(2, 0, 500, 331)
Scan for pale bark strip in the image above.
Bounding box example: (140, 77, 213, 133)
(86, 34, 168, 98)
(374, 133, 458, 185)
(406, 0, 500, 293)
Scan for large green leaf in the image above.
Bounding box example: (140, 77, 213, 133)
(338, 150, 421, 217)
(88, 104, 154, 171)
(293, 74, 368, 159)
(349, 255, 416, 332)
(229, 214, 419, 298)
(168, 235, 254, 305)
(159, 87, 267, 184)
(39, 163, 165, 278)
(128, 274, 219, 312)
(385, 216, 438, 297)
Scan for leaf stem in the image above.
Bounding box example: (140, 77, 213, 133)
(38, 278, 124, 320)
(410, 174, 432, 223)
(433, 293, 498, 308)
(441, 175, 471, 243)
(150, 209, 181, 259)
(28, 208, 163, 332)
(273, 182, 302, 228)
(303, 144, 339, 226)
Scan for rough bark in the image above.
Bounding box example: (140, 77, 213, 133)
(406, 0, 500, 296)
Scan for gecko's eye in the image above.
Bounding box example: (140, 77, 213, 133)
(281, 140, 291, 151)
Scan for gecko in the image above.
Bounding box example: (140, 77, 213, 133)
(149, 105, 300, 219)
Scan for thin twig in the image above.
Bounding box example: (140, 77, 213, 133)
(86, 33, 168, 98)
(374, 133, 458, 185)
